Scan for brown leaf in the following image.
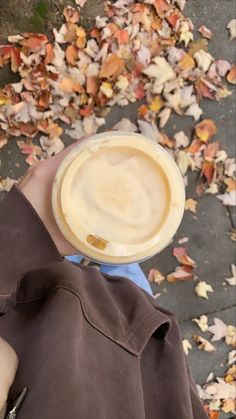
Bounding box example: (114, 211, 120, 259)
(65, 45, 78, 66)
(63, 6, 80, 23)
(153, 0, 171, 18)
(148, 269, 165, 284)
(167, 265, 193, 283)
(173, 247, 197, 267)
(195, 119, 217, 142)
(99, 54, 124, 80)
(227, 65, 236, 85)
(22, 33, 48, 50)
(201, 161, 215, 184)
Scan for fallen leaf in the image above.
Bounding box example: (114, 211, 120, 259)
(63, 6, 80, 23)
(227, 350, 236, 366)
(222, 398, 236, 414)
(224, 178, 236, 192)
(75, 0, 88, 7)
(173, 247, 197, 267)
(0, 177, 17, 192)
(183, 339, 192, 355)
(193, 335, 216, 352)
(192, 315, 209, 332)
(198, 26, 213, 39)
(208, 318, 228, 342)
(227, 19, 236, 40)
(114, 29, 129, 44)
(99, 53, 124, 80)
(225, 265, 236, 286)
(195, 281, 214, 299)
(138, 120, 162, 142)
(22, 33, 48, 50)
(176, 150, 191, 175)
(112, 118, 137, 132)
(148, 269, 165, 284)
(174, 131, 189, 148)
(217, 191, 236, 206)
(65, 45, 78, 65)
(225, 326, 236, 347)
(158, 107, 171, 128)
(185, 198, 198, 214)
(143, 56, 175, 87)
(227, 65, 236, 85)
(185, 103, 203, 121)
(167, 265, 193, 283)
(194, 49, 213, 72)
(195, 119, 217, 142)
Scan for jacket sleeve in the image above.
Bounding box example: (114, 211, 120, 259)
(0, 184, 63, 314)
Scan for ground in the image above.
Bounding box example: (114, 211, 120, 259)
(0, 1, 235, 418)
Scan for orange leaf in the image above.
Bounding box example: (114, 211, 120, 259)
(160, 133, 175, 148)
(79, 105, 93, 117)
(201, 161, 215, 184)
(38, 91, 51, 110)
(195, 119, 217, 142)
(11, 47, 21, 72)
(63, 6, 80, 23)
(59, 77, 84, 93)
(134, 81, 145, 99)
(22, 33, 48, 50)
(227, 65, 236, 85)
(224, 178, 236, 192)
(178, 54, 195, 71)
(154, 0, 171, 18)
(173, 247, 197, 267)
(66, 45, 78, 65)
(166, 12, 181, 28)
(99, 53, 124, 80)
(45, 43, 55, 64)
(188, 139, 202, 154)
(138, 104, 149, 118)
(76, 26, 86, 48)
(167, 265, 193, 283)
(86, 76, 99, 96)
(204, 142, 219, 161)
(115, 29, 129, 45)
(106, 23, 119, 35)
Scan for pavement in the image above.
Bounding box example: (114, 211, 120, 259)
(0, 1, 235, 418)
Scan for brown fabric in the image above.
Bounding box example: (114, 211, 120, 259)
(0, 185, 208, 419)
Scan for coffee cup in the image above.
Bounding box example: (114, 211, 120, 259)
(52, 131, 185, 264)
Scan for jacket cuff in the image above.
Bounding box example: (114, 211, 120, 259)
(0, 184, 62, 310)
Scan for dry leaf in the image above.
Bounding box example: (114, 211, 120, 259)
(143, 56, 175, 87)
(195, 281, 214, 299)
(195, 119, 217, 142)
(225, 326, 236, 347)
(208, 318, 228, 342)
(99, 54, 124, 80)
(194, 49, 213, 72)
(63, 6, 80, 24)
(173, 247, 196, 267)
(148, 269, 165, 284)
(185, 198, 198, 213)
(176, 150, 191, 175)
(192, 315, 209, 332)
(198, 26, 213, 40)
(217, 191, 236, 206)
(225, 265, 236, 286)
(193, 335, 216, 352)
(227, 19, 236, 40)
(167, 265, 193, 283)
(112, 118, 137, 132)
(158, 107, 171, 128)
(227, 350, 236, 366)
(222, 398, 236, 414)
(174, 131, 189, 148)
(183, 339, 192, 355)
(227, 65, 236, 85)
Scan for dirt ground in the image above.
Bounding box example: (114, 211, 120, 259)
(0, 0, 104, 35)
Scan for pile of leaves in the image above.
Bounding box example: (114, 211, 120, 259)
(0, 1, 235, 416)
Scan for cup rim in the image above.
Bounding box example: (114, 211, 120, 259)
(52, 131, 186, 264)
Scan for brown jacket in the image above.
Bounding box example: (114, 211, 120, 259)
(0, 185, 208, 419)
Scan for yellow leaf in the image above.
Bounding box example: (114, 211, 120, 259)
(149, 96, 164, 112)
(185, 198, 198, 213)
(179, 54, 195, 71)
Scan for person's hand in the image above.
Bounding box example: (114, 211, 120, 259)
(19, 136, 91, 256)
(0, 337, 18, 418)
